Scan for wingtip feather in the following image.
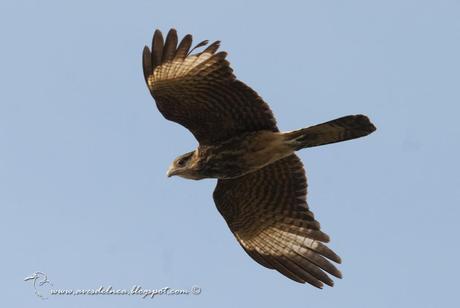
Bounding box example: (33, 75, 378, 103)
(162, 29, 178, 62)
(152, 30, 164, 68)
(142, 46, 152, 83)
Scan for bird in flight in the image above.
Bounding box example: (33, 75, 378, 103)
(142, 29, 376, 288)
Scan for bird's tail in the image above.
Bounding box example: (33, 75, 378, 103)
(284, 115, 376, 151)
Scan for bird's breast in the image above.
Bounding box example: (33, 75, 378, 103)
(196, 131, 294, 179)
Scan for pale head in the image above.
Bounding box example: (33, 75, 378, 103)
(166, 151, 203, 180)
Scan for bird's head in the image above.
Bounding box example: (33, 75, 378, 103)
(167, 151, 203, 180)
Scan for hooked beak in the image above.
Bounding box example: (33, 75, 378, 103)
(166, 166, 177, 178)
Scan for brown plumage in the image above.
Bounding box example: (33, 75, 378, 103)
(143, 29, 376, 288)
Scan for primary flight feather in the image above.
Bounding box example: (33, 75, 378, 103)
(143, 29, 376, 288)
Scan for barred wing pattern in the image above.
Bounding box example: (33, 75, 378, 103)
(142, 29, 277, 145)
(213, 155, 342, 288)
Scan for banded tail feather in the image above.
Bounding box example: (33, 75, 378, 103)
(285, 115, 376, 151)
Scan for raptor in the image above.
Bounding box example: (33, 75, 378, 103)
(143, 29, 376, 288)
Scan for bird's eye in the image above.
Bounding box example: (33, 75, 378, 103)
(177, 158, 186, 167)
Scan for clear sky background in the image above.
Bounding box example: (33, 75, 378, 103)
(1, 0, 459, 307)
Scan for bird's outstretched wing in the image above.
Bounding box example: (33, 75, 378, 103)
(213, 154, 342, 288)
(143, 29, 277, 145)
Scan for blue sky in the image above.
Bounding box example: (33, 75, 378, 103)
(1, 0, 459, 307)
